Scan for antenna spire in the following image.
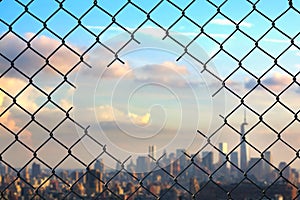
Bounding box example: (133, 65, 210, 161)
(244, 109, 247, 123)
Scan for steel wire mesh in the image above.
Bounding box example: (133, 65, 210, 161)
(1, 0, 300, 199)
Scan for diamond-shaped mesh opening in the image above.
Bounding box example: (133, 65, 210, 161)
(56, 155, 86, 172)
(247, 123, 277, 152)
(0, 68, 29, 97)
(14, 48, 45, 77)
(36, 139, 67, 168)
(223, 31, 255, 60)
(48, 45, 80, 75)
(227, 68, 257, 97)
(53, 119, 83, 148)
(0, 33, 27, 61)
(209, 51, 239, 79)
(12, 13, 43, 36)
(276, 9, 300, 38)
(243, 48, 274, 78)
(41, 175, 71, 198)
(0, 20, 8, 38)
(131, 0, 161, 13)
(69, 136, 102, 166)
(18, 122, 49, 151)
(0, 1, 24, 24)
(260, 29, 291, 58)
(0, 54, 11, 75)
(30, 31, 61, 58)
(28, 0, 59, 21)
(101, 25, 133, 52)
(34, 103, 65, 131)
(65, 26, 95, 51)
(116, 4, 146, 29)
(62, 0, 92, 19)
(280, 121, 300, 150)
(97, 0, 128, 16)
(151, 1, 182, 28)
(168, 18, 198, 45)
(244, 85, 275, 115)
(81, 6, 112, 36)
(256, 0, 289, 20)
(267, 140, 296, 171)
(16, 84, 47, 113)
(47, 9, 78, 38)
(0, 125, 15, 153)
(261, 67, 293, 95)
(263, 103, 294, 133)
(0, 104, 32, 134)
(204, 16, 236, 44)
(32, 65, 64, 94)
(185, 1, 217, 26)
(241, 11, 271, 40)
(2, 141, 32, 168)
(83, 41, 115, 67)
(278, 48, 300, 76)
(221, 1, 253, 22)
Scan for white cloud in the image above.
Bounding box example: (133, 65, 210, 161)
(86, 25, 135, 32)
(262, 38, 290, 44)
(95, 105, 151, 126)
(0, 33, 82, 76)
(128, 112, 151, 126)
(245, 72, 292, 92)
(208, 47, 220, 57)
(103, 62, 134, 79)
(172, 31, 230, 39)
(134, 61, 199, 88)
(0, 91, 32, 141)
(86, 25, 230, 40)
(211, 18, 252, 28)
(209, 33, 230, 39)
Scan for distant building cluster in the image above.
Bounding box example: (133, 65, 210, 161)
(0, 144, 298, 199)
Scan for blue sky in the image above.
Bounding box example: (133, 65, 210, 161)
(0, 0, 300, 170)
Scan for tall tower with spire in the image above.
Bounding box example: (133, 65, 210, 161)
(240, 110, 248, 171)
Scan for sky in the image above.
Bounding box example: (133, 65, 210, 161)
(0, 0, 300, 172)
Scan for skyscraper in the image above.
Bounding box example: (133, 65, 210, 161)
(176, 148, 188, 170)
(149, 145, 156, 160)
(219, 142, 228, 164)
(240, 110, 248, 171)
(23, 166, 30, 182)
(202, 151, 213, 171)
(189, 177, 200, 194)
(230, 152, 238, 169)
(248, 158, 263, 181)
(264, 151, 271, 175)
(86, 169, 103, 195)
(31, 162, 41, 179)
(136, 156, 150, 172)
(94, 159, 105, 173)
(279, 162, 291, 181)
(0, 162, 7, 175)
(230, 151, 239, 178)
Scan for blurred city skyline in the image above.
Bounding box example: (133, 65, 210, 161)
(0, 0, 300, 171)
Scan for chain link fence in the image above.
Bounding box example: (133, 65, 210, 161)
(1, 0, 300, 199)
